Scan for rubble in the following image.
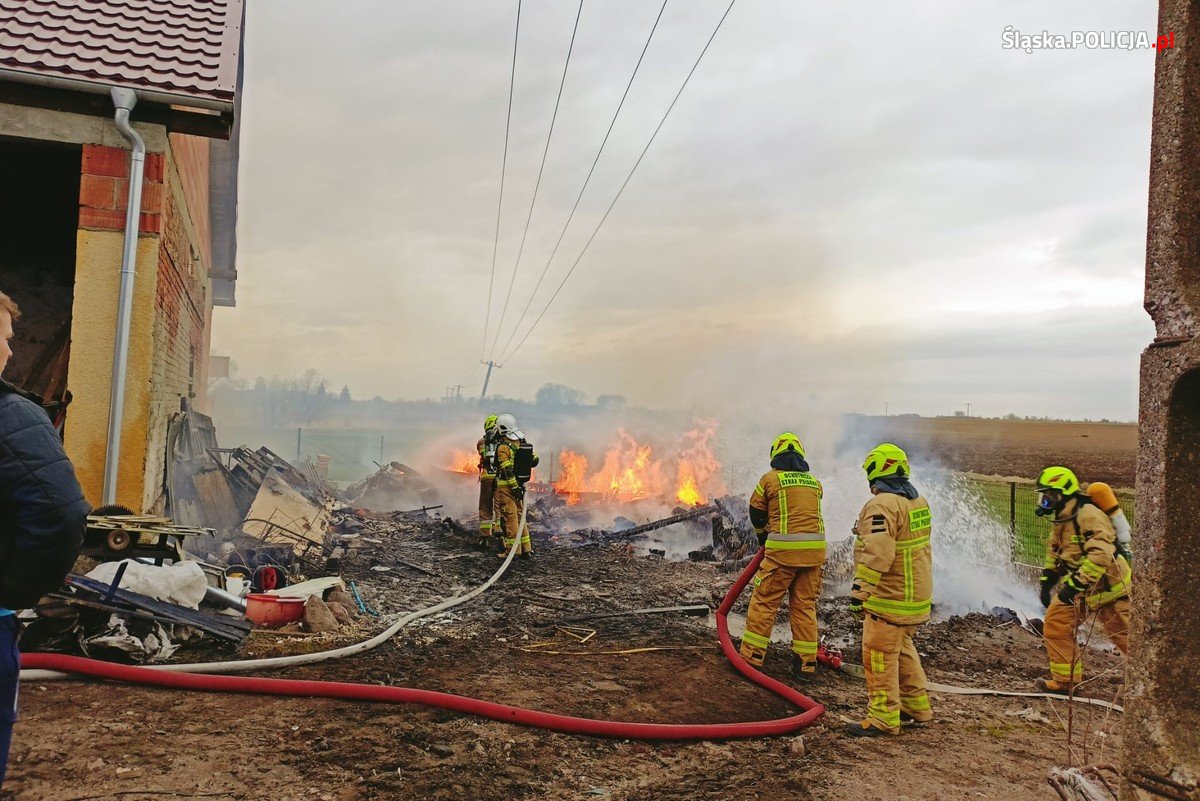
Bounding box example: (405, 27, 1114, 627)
(303, 597, 341, 634)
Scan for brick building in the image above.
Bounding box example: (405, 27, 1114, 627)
(0, 0, 245, 512)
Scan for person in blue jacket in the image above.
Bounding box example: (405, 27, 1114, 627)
(0, 291, 88, 788)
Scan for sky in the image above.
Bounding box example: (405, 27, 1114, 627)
(212, 0, 1160, 420)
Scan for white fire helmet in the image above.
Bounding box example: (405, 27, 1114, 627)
(494, 413, 524, 441)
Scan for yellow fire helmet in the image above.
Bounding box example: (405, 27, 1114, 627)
(770, 432, 805, 459)
(484, 414, 498, 432)
(1035, 466, 1079, 496)
(862, 443, 910, 482)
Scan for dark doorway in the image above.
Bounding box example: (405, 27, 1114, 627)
(0, 136, 81, 403)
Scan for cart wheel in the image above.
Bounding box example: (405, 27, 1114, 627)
(91, 504, 135, 517)
(106, 529, 131, 552)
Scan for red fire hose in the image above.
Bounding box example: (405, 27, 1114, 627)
(21, 551, 824, 740)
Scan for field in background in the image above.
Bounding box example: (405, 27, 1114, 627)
(858, 415, 1137, 487)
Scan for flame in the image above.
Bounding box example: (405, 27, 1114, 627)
(673, 419, 725, 506)
(676, 475, 703, 506)
(447, 449, 478, 474)
(551, 422, 725, 507)
(553, 450, 590, 505)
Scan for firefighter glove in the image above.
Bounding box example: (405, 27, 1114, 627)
(849, 583, 865, 617)
(1039, 569, 1060, 608)
(1057, 574, 1085, 605)
(755, 529, 767, 549)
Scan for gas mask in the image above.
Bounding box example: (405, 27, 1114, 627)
(1035, 490, 1063, 518)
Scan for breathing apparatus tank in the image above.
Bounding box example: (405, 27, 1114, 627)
(1085, 482, 1132, 550)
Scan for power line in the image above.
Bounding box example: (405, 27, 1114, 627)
(499, 0, 738, 364)
(487, 0, 586, 361)
(493, 0, 669, 361)
(481, 0, 522, 361)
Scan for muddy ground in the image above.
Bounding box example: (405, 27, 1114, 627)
(5, 518, 1125, 801)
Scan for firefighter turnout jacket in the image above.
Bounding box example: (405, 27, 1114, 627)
(1044, 497, 1130, 609)
(852, 492, 933, 626)
(749, 469, 826, 566)
(495, 440, 539, 491)
(476, 436, 496, 481)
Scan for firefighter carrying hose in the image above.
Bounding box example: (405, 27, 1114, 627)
(739, 433, 827, 678)
(847, 443, 934, 737)
(492, 413, 539, 558)
(476, 415, 499, 547)
(1033, 467, 1130, 693)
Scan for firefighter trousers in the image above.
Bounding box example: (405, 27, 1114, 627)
(477, 477, 496, 538)
(1043, 596, 1129, 684)
(861, 613, 931, 734)
(738, 556, 821, 670)
(494, 486, 532, 554)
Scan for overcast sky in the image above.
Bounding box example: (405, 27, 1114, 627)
(212, 0, 1160, 420)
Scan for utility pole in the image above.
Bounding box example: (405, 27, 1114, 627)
(885, 402, 889, 416)
(480, 360, 501, 399)
(967, 402, 971, 418)
(451, 385, 464, 402)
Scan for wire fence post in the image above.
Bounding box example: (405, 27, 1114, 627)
(1009, 481, 1018, 564)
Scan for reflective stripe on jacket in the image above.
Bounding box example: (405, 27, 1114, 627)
(852, 492, 933, 625)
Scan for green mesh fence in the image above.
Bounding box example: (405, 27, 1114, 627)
(966, 478, 1135, 567)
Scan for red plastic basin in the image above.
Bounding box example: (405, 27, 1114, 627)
(245, 593, 306, 627)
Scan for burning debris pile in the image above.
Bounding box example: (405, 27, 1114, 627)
(552, 422, 726, 508)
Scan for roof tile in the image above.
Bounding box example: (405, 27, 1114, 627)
(0, 0, 242, 105)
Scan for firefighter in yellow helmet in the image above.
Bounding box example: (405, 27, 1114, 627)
(475, 415, 499, 547)
(492, 413, 539, 558)
(846, 443, 934, 737)
(1033, 466, 1130, 693)
(739, 433, 826, 678)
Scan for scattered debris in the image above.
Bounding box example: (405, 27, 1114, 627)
(1005, 706, 1052, 725)
(343, 461, 440, 512)
(1047, 765, 1119, 801)
(302, 597, 340, 634)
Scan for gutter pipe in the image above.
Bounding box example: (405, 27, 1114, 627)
(101, 88, 145, 506)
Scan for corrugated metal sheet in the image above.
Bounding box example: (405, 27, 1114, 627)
(0, 0, 243, 105)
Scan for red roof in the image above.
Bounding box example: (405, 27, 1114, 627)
(0, 0, 243, 107)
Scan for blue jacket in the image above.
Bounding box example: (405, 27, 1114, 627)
(0, 380, 88, 609)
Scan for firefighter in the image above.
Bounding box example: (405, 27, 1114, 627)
(739, 433, 827, 679)
(492, 413, 539, 558)
(1033, 466, 1130, 693)
(476, 415, 499, 546)
(846, 443, 934, 737)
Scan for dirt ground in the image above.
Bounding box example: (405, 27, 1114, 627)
(855, 416, 1137, 487)
(5, 519, 1126, 801)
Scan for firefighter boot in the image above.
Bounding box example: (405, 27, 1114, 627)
(791, 654, 815, 681)
(1035, 677, 1076, 695)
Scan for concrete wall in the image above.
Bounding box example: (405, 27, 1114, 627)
(0, 103, 219, 512)
(1124, 0, 1200, 797)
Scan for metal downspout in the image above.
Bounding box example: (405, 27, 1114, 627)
(102, 88, 146, 505)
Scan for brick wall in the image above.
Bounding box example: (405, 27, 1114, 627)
(78, 143, 164, 233)
(167, 133, 211, 269)
(142, 139, 212, 511)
